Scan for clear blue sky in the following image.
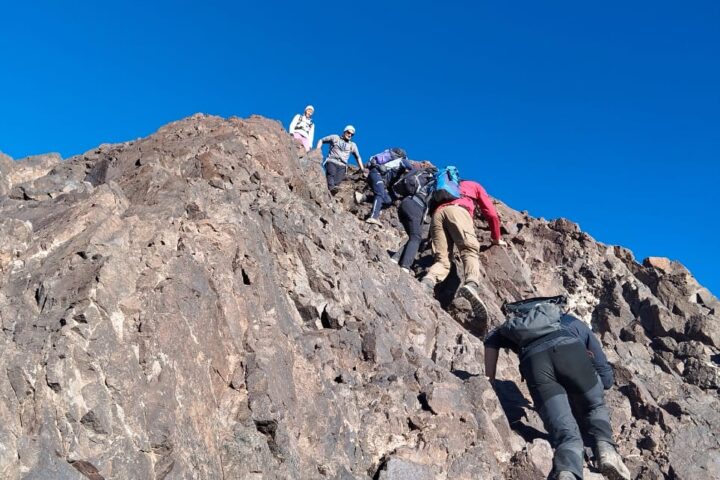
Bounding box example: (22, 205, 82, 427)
(1, 1, 718, 295)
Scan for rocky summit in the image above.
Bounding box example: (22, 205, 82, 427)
(0, 114, 718, 480)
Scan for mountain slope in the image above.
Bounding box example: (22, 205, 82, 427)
(0, 114, 718, 479)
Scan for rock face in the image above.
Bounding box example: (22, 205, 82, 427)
(0, 114, 718, 480)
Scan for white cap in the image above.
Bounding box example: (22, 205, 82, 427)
(343, 125, 356, 134)
(305, 105, 314, 112)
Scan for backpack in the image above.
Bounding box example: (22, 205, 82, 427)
(294, 115, 313, 134)
(430, 166, 462, 204)
(392, 167, 437, 199)
(369, 148, 407, 171)
(499, 296, 567, 348)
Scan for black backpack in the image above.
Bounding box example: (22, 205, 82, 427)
(392, 167, 437, 199)
(500, 296, 567, 347)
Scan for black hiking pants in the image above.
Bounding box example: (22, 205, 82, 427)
(520, 338, 615, 479)
(325, 162, 347, 190)
(398, 197, 425, 268)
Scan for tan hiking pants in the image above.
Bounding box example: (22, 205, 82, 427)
(425, 205, 480, 285)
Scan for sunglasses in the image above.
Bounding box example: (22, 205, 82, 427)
(345, 131, 354, 136)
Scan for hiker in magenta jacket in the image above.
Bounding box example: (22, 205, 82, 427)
(443, 181, 503, 242)
(422, 180, 506, 320)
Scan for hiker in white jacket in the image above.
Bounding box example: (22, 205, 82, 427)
(288, 105, 315, 151)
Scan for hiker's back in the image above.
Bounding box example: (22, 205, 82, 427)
(430, 166, 462, 205)
(368, 148, 407, 173)
(392, 167, 436, 200)
(499, 296, 569, 354)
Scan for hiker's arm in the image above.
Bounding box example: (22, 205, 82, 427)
(288, 114, 300, 133)
(353, 145, 364, 170)
(473, 184, 502, 242)
(316, 135, 335, 150)
(483, 328, 511, 382)
(586, 326, 615, 389)
(484, 346, 500, 382)
(564, 315, 614, 389)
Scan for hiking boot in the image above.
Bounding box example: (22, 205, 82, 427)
(401, 267, 411, 274)
(555, 472, 576, 480)
(458, 281, 488, 324)
(329, 186, 340, 196)
(596, 441, 631, 480)
(421, 278, 435, 293)
(365, 217, 382, 226)
(354, 191, 367, 204)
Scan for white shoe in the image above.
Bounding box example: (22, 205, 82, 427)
(596, 441, 631, 480)
(354, 192, 367, 204)
(421, 278, 435, 293)
(365, 217, 382, 226)
(458, 282, 489, 325)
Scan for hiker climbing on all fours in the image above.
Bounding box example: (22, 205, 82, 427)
(354, 147, 413, 227)
(387, 163, 438, 273)
(316, 125, 364, 194)
(420, 166, 506, 320)
(484, 296, 632, 480)
(288, 104, 316, 152)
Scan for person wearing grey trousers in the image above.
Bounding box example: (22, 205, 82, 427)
(484, 297, 631, 480)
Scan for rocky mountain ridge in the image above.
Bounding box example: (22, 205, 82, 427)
(0, 114, 718, 479)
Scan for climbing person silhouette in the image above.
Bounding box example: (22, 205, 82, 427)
(420, 173, 505, 320)
(484, 296, 631, 480)
(288, 105, 316, 152)
(357, 147, 413, 226)
(387, 164, 437, 271)
(317, 125, 364, 194)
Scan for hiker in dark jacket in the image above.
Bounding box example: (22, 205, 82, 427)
(362, 149, 413, 226)
(484, 296, 630, 480)
(394, 166, 437, 271)
(317, 125, 363, 193)
(559, 315, 614, 390)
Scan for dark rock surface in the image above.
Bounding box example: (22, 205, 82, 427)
(0, 114, 718, 479)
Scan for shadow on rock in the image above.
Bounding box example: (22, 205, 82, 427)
(495, 380, 548, 443)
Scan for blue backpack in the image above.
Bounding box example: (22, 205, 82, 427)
(431, 166, 462, 204)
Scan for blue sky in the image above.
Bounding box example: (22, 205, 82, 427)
(1, 1, 719, 295)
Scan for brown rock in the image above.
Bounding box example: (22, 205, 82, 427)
(0, 113, 718, 479)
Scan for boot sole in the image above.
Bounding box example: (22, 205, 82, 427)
(458, 286, 489, 325)
(599, 463, 631, 480)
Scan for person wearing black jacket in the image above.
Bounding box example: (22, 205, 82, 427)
(395, 167, 436, 271)
(484, 296, 630, 480)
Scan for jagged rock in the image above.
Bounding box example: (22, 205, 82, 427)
(0, 114, 718, 479)
(377, 458, 434, 480)
(644, 256, 673, 272)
